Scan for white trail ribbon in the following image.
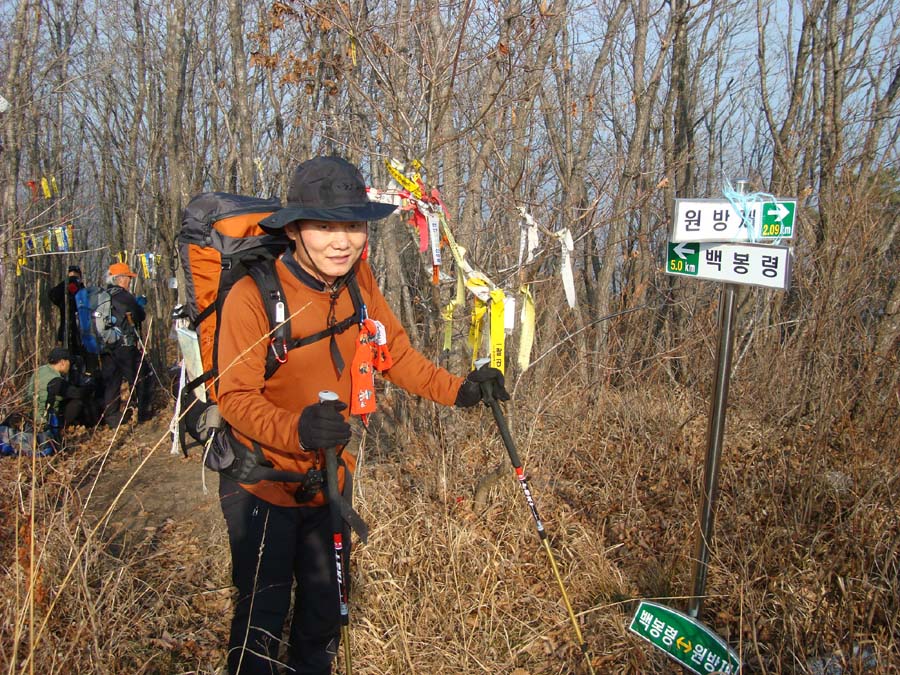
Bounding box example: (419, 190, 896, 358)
(517, 207, 540, 268)
(503, 296, 516, 334)
(556, 228, 576, 308)
(518, 285, 536, 371)
(427, 211, 442, 267)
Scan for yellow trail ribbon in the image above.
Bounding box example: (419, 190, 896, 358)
(384, 159, 423, 198)
(441, 268, 466, 353)
(489, 288, 506, 374)
(17, 234, 26, 276)
(469, 298, 487, 370)
(518, 284, 536, 372)
(439, 216, 468, 271)
(140, 253, 150, 279)
(40, 177, 51, 199)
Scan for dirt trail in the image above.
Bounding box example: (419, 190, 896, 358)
(79, 418, 224, 546)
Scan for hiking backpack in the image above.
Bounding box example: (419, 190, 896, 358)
(174, 192, 364, 486)
(75, 286, 120, 354)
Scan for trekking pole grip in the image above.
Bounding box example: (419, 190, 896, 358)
(318, 390, 343, 505)
(473, 357, 495, 403)
(474, 359, 522, 469)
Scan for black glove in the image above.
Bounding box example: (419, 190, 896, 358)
(298, 400, 352, 449)
(455, 367, 510, 407)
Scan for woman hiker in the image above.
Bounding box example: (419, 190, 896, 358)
(215, 155, 508, 675)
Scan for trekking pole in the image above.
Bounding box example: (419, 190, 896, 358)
(473, 359, 597, 675)
(319, 391, 353, 675)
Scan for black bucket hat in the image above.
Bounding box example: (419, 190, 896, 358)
(260, 156, 397, 229)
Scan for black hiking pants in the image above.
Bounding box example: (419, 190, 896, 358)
(100, 345, 153, 424)
(101, 345, 139, 424)
(219, 476, 347, 675)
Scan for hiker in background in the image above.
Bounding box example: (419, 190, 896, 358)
(215, 155, 509, 675)
(48, 264, 85, 355)
(101, 261, 149, 428)
(26, 347, 97, 432)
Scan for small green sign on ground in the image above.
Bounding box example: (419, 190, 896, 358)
(629, 600, 741, 674)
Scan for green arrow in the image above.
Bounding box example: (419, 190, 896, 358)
(767, 202, 789, 222)
(673, 242, 695, 259)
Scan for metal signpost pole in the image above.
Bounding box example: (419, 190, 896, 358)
(687, 180, 746, 619)
(687, 281, 737, 618)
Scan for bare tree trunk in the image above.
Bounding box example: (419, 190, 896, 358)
(671, 0, 694, 196)
(757, 0, 822, 196)
(163, 1, 190, 299)
(0, 0, 38, 372)
(121, 0, 149, 255)
(593, 0, 672, 360)
(227, 0, 255, 191)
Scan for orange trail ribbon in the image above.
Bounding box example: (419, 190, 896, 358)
(350, 318, 393, 425)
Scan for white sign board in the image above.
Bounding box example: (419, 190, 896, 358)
(666, 241, 792, 291)
(672, 198, 796, 243)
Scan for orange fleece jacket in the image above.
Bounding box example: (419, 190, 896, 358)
(217, 256, 464, 507)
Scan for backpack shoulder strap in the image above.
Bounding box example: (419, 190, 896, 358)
(246, 260, 292, 380)
(346, 271, 365, 319)
(285, 269, 364, 351)
(250, 267, 365, 381)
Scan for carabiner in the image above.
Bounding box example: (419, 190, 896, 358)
(270, 337, 288, 364)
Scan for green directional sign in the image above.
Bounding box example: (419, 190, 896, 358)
(667, 242, 698, 275)
(760, 199, 796, 238)
(630, 601, 741, 674)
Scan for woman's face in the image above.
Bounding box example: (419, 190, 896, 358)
(284, 220, 368, 285)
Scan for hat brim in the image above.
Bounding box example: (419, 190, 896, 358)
(259, 202, 397, 230)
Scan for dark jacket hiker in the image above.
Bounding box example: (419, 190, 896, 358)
(48, 265, 85, 353)
(100, 262, 150, 427)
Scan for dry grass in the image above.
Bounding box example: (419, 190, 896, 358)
(1, 373, 898, 674)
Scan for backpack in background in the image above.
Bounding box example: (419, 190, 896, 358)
(0, 425, 57, 457)
(75, 286, 119, 354)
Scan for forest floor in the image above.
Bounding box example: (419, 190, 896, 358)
(2, 384, 898, 674)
